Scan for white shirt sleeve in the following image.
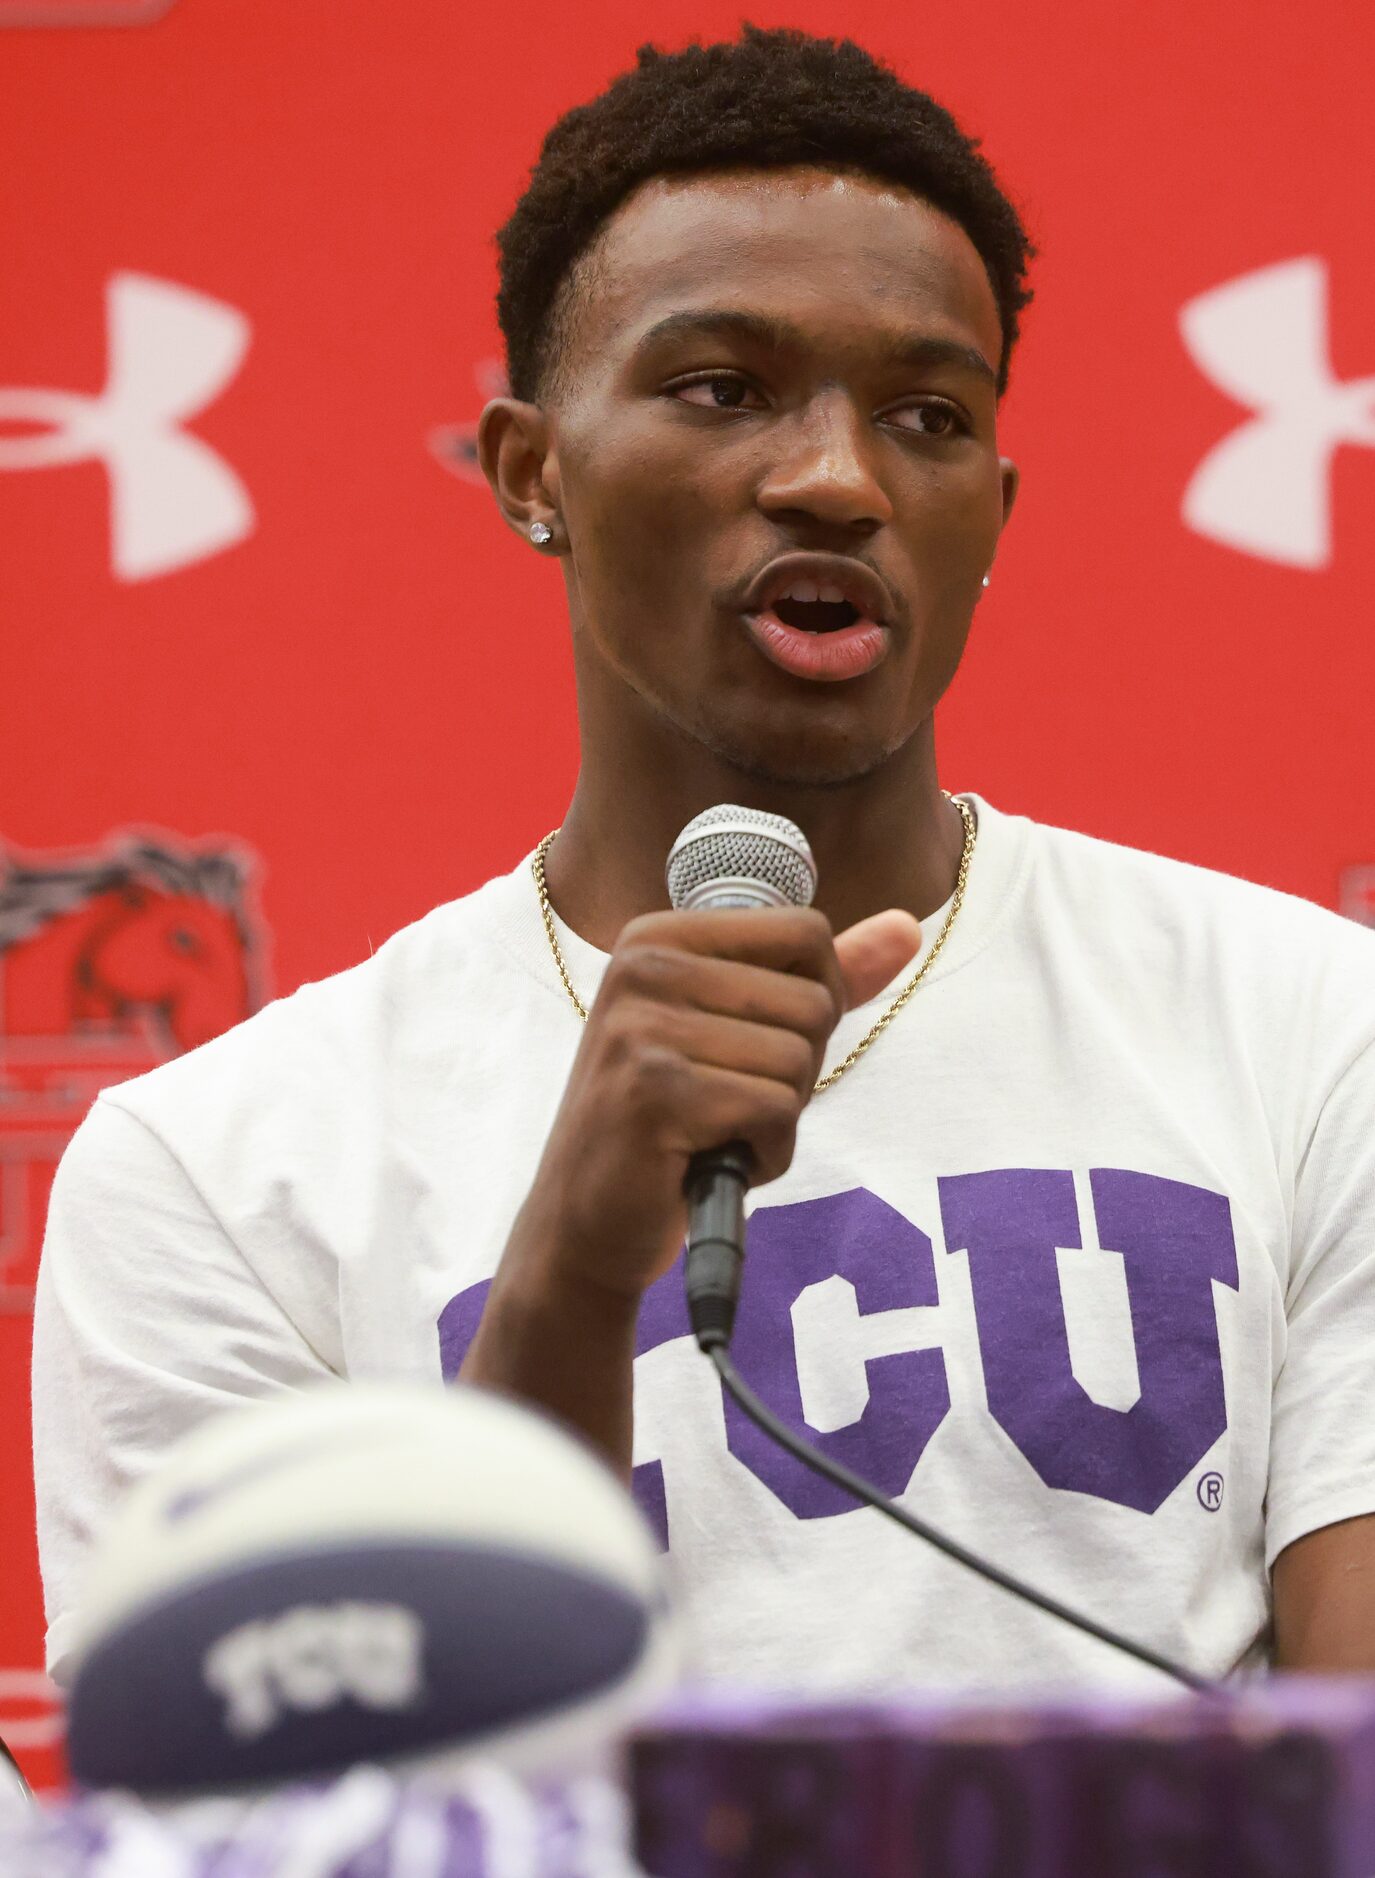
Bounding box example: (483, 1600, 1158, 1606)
(1267, 1030, 1375, 1568)
(32, 1093, 337, 1686)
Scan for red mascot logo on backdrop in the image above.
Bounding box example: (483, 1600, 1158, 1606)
(0, 833, 266, 1308)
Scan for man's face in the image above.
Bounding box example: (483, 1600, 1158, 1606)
(535, 165, 1016, 787)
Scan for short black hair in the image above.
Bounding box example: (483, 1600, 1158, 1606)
(496, 24, 1034, 405)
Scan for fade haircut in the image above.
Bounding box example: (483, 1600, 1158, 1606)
(495, 24, 1034, 406)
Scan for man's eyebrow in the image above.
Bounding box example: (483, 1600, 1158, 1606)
(633, 308, 997, 386)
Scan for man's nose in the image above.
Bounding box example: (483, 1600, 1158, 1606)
(756, 394, 894, 533)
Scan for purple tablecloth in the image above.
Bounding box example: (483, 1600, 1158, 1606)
(0, 1762, 643, 1876)
(632, 1679, 1375, 1876)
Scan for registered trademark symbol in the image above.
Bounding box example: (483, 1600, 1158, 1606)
(1197, 1472, 1224, 1512)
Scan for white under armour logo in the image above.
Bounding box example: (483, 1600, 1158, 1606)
(0, 271, 253, 581)
(1180, 257, 1375, 570)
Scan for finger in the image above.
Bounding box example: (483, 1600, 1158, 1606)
(619, 907, 842, 1001)
(608, 948, 836, 1043)
(654, 1063, 805, 1184)
(645, 1006, 820, 1099)
(834, 910, 923, 1010)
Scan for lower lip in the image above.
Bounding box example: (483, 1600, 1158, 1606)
(743, 609, 891, 682)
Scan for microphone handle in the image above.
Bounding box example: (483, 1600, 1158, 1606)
(684, 1142, 754, 1350)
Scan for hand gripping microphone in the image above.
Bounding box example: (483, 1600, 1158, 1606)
(663, 804, 1209, 1692)
(665, 805, 817, 1353)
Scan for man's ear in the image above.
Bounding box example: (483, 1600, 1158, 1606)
(999, 456, 1019, 526)
(476, 398, 557, 540)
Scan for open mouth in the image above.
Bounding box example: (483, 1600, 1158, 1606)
(743, 601, 889, 683)
(772, 597, 864, 634)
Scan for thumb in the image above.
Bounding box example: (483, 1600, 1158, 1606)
(833, 909, 923, 1011)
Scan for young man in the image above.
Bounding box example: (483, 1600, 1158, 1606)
(34, 26, 1375, 1694)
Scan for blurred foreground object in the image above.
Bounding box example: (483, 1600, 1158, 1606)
(64, 1382, 675, 1795)
(631, 1683, 1375, 1876)
(0, 1740, 31, 1825)
(0, 1762, 644, 1877)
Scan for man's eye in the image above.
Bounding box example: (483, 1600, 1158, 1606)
(890, 401, 965, 437)
(671, 375, 762, 411)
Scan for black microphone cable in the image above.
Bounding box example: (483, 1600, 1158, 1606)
(669, 804, 1209, 1693)
(705, 1340, 1210, 1693)
(683, 1159, 1212, 1694)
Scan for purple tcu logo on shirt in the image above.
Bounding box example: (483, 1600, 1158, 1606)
(438, 1171, 1238, 1540)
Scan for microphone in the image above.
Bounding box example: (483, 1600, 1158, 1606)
(664, 811, 1207, 1692)
(665, 806, 817, 1351)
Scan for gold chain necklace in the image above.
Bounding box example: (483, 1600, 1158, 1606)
(532, 791, 976, 1095)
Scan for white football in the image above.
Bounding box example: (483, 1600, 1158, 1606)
(66, 1382, 675, 1794)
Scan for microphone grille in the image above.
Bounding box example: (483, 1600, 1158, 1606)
(666, 805, 816, 911)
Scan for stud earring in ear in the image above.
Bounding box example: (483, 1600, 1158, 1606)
(529, 521, 553, 546)
(981, 574, 991, 588)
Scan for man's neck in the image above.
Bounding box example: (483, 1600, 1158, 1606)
(542, 716, 964, 953)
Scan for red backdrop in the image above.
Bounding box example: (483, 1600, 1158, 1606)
(2, 0, 1373, 1791)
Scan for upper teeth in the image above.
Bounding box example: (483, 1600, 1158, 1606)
(778, 581, 849, 605)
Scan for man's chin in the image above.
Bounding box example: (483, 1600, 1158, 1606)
(611, 662, 926, 792)
(686, 711, 916, 792)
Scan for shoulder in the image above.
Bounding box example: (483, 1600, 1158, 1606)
(1024, 807, 1373, 963)
(1012, 805, 1375, 1074)
(96, 863, 533, 1148)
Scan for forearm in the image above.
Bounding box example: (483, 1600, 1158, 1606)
(457, 1207, 640, 1481)
(1272, 1515, 1375, 1671)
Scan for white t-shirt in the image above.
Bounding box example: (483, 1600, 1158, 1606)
(32, 795, 1375, 1695)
